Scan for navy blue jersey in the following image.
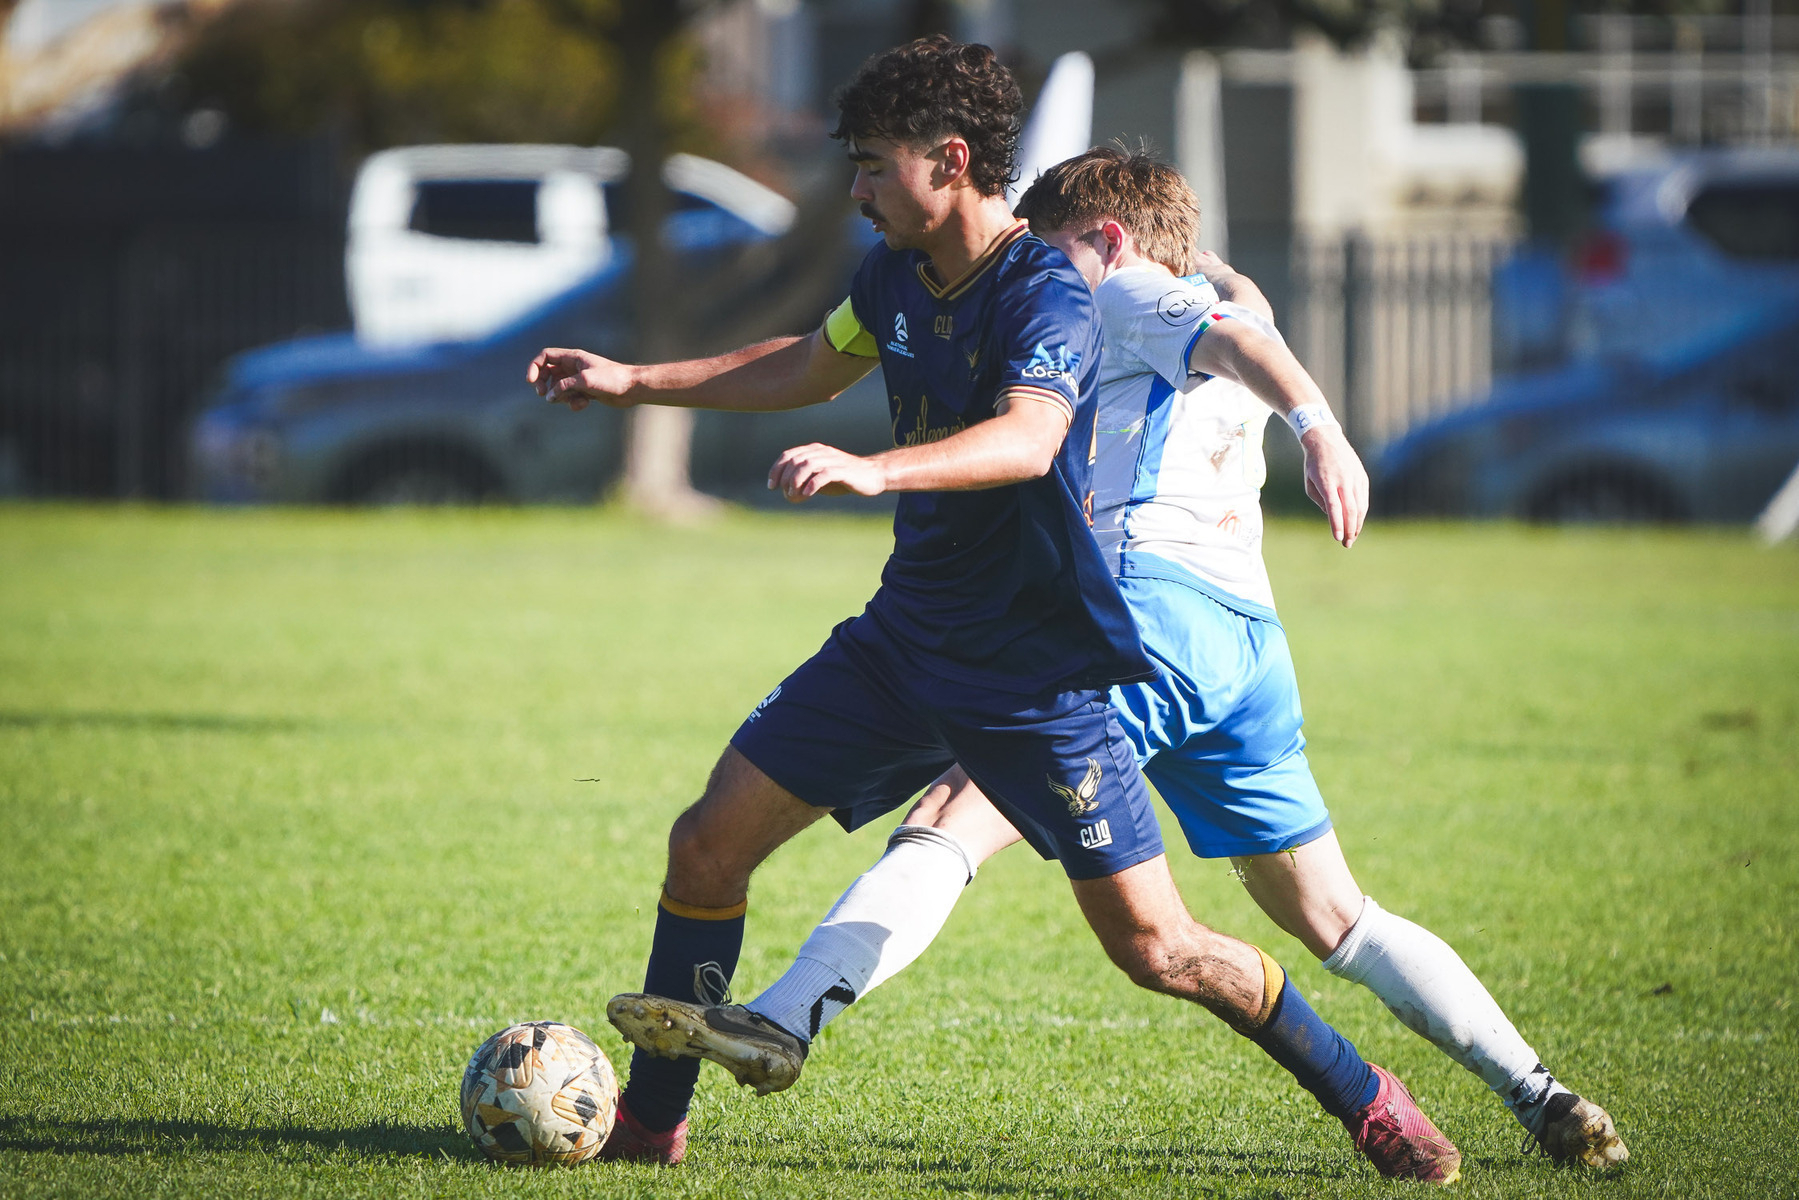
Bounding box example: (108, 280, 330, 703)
(822, 222, 1153, 694)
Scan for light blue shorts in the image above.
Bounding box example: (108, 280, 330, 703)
(1107, 556, 1333, 859)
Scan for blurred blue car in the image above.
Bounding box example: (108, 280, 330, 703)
(1377, 301, 1799, 521)
(192, 174, 888, 505)
(1573, 148, 1799, 363)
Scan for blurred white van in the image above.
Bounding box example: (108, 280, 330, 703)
(347, 144, 796, 346)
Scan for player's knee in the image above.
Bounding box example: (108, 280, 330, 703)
(664, 804, 747, 893)
(1104, 931, 1187, 995)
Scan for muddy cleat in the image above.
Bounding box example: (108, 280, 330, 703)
(597, 1098, 687, 1166)
(607, 993, 809, 1096)
(1530, 1093, 1628, 1169)
(1343, 1065, 1463, 1184)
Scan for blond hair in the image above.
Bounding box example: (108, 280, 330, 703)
(1015, 146, 1201, 276)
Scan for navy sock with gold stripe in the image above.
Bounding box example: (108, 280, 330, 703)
(619, 892, 746, 1133)
(1240, 948, 1380, 1120)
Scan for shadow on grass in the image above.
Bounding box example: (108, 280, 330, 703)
(701, 1129, 1343, 1190)
(0, 711, 321, 735)
(0, 1115, 478, 1162)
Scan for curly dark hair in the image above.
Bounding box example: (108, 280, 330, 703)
(831, 35, 1022, 198)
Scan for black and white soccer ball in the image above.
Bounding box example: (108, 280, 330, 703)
(461, 1021, 618, 1165)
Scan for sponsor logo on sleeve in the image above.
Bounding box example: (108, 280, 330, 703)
(1021, 342, 1080, 382)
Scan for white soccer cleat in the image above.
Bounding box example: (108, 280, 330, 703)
(607, 993, 808, 1096)
(1533, 1093, 1629, 1169)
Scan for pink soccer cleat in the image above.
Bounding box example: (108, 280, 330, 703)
(1343, 1065, 1463, 1184)
(597, 1098, 687, 1166)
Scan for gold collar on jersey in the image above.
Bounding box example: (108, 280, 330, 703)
(915, 220, 1030, 302)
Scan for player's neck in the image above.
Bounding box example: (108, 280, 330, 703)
(919, 196, 1021, 288)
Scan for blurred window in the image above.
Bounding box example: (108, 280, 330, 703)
(410, 180, 540, 243)
(1686, 183, 1799, 260)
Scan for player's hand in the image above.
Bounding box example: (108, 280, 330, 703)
(1194, 250, 1234, 276)
(526, 347, 636, 412)
(768, 443, 888, 503)
(1300, 425, 1369, 548)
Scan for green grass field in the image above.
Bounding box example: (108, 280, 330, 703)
(1, 505, 1795, 1198)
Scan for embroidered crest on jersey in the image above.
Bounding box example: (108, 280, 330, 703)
(1050, 757, 1103, 816)
(886, 313, 914, 358)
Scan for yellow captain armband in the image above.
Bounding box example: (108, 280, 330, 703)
(822, 297, 880, 358)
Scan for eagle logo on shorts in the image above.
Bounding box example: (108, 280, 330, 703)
(1050, 758, 1103, 816)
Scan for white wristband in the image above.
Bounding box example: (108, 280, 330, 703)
(1286, 404, 1339, 438)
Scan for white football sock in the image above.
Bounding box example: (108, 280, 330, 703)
(1325, 896, 1562, 1127)
(747, 824, 976, 1042)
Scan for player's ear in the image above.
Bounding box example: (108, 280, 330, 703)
(1101, 220, 1129, 263)
(935, 137, 971, 186)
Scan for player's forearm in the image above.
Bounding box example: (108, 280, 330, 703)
(621, 336, 826, 412)
(1203, 324, 1331, 421)
(870, 398, 1066, 492)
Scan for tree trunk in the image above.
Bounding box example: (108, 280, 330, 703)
(614, 1, 718, 520)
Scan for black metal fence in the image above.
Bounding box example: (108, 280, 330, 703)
(0, 140, 349, 499)
(1287, 230, 1514, 449)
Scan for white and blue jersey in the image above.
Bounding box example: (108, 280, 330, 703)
(1087, 265, 1333, 859)
(1091, 264, 1282, 616)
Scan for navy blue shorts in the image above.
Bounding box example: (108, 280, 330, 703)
(730, 617, 1164, 880)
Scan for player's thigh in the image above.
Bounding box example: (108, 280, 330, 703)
(664, 745, 830, 907)
(901, 766, 1027, 866)
(1231, 829, 1366, 960)
(942, 693, 1163, 881)
(729, 625, 953, 831)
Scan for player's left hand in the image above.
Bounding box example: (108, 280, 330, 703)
(1194, 250, 1234, 275)
(768, 443, 888, 503)
(1299, 425, 1368, 548)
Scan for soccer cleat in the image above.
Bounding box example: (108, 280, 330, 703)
(607, 993, 809, 1096)
(1342, 1065, 1463, 1184)
(596, 1098, 687, 1166)
(1528, 1092, 1629, 1169)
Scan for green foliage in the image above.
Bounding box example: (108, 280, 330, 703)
(176, 0, 627, 153)
(1, 506, 1796, 1197)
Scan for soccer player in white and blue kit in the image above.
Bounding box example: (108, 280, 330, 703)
(620, 149, 1627, 1175)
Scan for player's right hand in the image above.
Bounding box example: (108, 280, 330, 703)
(1300, 425, 1369, 548)
(527, 347, 636, 411)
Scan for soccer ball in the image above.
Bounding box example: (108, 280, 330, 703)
(460, 1021, 618, 1165)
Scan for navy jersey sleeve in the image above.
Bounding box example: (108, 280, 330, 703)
(990, 250, 1100, 422)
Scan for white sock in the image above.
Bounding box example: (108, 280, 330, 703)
(1325, 896, 1566, 1130)
(746, 824, 976, 1042)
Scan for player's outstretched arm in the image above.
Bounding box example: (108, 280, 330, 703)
(1191, 320, 1368, 547)
(526, 329, 877, 414)
(1194, 251, 1275, 323)
(767, 391, 1070, 502)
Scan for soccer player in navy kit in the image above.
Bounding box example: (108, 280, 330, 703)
(530, 38, 1455, 1179)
